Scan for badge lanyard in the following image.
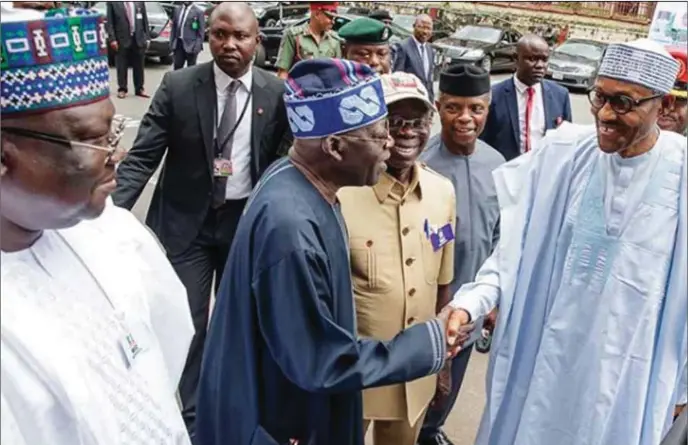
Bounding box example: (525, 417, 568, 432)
(213, 90, 253, 159)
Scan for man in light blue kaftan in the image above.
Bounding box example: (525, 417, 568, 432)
(449, 38, 688, 445)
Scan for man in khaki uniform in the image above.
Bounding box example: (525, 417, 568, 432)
(339, 72, 456, 445)
(338, 16, 392, 75)
(275, 1, 342, 79)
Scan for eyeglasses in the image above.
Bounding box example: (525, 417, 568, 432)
(2, 117, 127, 165)
(388, 116, 432, 132)
(588, 88, 664, 115)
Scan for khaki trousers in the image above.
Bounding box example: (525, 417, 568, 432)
(363, 411, 426, 445)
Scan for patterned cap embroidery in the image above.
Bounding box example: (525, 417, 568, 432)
(1, 9, 110, 116)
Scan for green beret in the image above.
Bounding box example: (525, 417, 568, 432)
(338, 17, 391, 45)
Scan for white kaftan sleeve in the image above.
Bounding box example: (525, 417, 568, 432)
(676, 361, 687, 406)
(1, 392, 28, 445)
(449, 244, 501, 321)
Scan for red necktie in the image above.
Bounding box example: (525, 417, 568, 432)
(524, 87, 535, 152)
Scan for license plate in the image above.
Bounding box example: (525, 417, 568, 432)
(552, 72, 564, 80)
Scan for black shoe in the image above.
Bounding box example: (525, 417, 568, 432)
(418, 430, 455, 445)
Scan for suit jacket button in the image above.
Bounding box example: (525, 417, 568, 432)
(407, 317, 416, 326)
(405, 257, 415, 267)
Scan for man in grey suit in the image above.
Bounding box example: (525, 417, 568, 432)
(106, 1, 150, 98)
(392, 14, 435, 102)
(171, 1, 206, 70)
(112, 3, 292, 437)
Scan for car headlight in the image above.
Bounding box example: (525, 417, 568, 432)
(463, 49, 484, 59)
(577, 65, 595, 76)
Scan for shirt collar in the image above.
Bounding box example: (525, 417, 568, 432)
(513, 74, 541, 95)
(213, 62, 253, 93)
(373, 163, 423, 203)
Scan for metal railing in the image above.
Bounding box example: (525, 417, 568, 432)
(474, 1, 656, 24)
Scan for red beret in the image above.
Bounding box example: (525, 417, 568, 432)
(310, 1, 338, 12)
(670, 49, 687, 85)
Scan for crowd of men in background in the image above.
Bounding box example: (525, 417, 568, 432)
(1, 2, 687, 445)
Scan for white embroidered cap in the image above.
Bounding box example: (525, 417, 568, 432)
(598, 38, 680, 94)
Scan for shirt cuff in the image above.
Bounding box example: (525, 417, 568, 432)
(424, 318, 446, 375)
(449, 293, 483, 323)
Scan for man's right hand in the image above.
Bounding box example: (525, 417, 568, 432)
(110, 41, 119, 52)
(438, 307, 474, 358)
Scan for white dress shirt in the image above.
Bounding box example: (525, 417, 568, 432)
(125, 1, 136, 35)
(514, 74, 546, 154)
(214, 63, 253, 200)
(413, 36, 431, 81)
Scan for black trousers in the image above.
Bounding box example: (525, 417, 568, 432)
(173, 44, 199, 70)
(418, 346, 474, 441)
(115, 42, 145, 94)
(169, 198, 247, 436)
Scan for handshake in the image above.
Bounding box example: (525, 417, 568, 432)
(437, 306, 473, 359)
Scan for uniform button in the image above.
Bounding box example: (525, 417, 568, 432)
(402, 227, 410, 236)
(405, 257, 415, 266)
(409, 288, 416, 297)
(366, 240, 374, 247)
(400, 199, 406, 206)
(407, 317, 416, 326)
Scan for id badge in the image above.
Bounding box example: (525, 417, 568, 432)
(116, 314, 147, 368)
(191, 19, 199, 30)
(213, 158, 233, 177)
(428, 221, 456, 252)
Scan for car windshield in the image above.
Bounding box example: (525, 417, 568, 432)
(556, 42, 605, 61)
(452, 26, 501, 44)
(393, 15, 416, 31)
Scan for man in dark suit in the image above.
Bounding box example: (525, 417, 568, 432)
(392, 14, 435, 102)
(171, 1, 206, 70)
(481, 34, 572, 161)
(112, 2, 292, 437)
(106, 1, 150, 98)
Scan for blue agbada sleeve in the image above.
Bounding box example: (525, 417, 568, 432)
(253, 248, 446, 394)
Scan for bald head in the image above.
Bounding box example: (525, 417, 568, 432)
(413, 14, 433, 43)
(209, 2, 257, 28)
(515, 33, 550, 86)
(517, 34, 548, 54)
(208, 1, 260, 79)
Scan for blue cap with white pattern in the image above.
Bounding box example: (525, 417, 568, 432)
(1, 6, 110, 117)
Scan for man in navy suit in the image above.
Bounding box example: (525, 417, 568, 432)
(171, 1, 206, 70)
(481, 34, 572, 161)
(392, 14, 435, 102)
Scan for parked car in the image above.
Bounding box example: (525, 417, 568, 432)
(434, 25, 522, 73)
(391, 14, 454, 42)
(257, 13, 442, 72)
(257, 2, 310, 28)
(92, 1, 174, 65)
(545, 38, 608, 90)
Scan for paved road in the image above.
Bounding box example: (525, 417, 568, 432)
(111, 49, 595, 445)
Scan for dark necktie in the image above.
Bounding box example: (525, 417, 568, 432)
(212, 80, 241, 208)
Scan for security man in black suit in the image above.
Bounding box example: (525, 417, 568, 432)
(106, 1, 150, 98)
(112, 2, 292, 437)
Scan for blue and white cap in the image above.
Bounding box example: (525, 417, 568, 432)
(1, 6, 110, 117)
(284, 58, 388, 139)
(598, 38, 680, 94)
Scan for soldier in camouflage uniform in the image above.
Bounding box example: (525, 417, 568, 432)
(659, 48, 688, 136)
(275, 1, 342, 79)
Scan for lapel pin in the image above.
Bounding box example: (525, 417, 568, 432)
(257, 107, 264, 115)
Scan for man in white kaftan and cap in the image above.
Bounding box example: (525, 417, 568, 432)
(448, 38, 687, 445)
(0, 5, 194, 445)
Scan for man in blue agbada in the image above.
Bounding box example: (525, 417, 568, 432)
(195, 59, 465, 445)
(448, 39, 687, 445)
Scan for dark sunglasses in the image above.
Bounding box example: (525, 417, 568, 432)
(2, 119, 126, 165)
(588, 88, 664, 115)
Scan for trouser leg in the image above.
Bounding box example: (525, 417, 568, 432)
(418, 346, 473, 441)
